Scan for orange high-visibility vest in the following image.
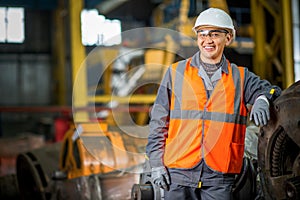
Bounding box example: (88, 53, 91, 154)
(164, 58, 248, 173)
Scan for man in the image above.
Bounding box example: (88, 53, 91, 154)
(146, 7, 281, 200)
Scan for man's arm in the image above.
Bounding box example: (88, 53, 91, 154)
(244, 69, 282, 126)
(244, 69, 282, 105)
(145, 67, 173, 190)
(146, 67, 172, 167)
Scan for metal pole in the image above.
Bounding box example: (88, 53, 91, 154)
(53, 1, 67, 105)
(281, 0, 295, 88)
(251, 0, 267, 78)
(69, 0, 89, 122)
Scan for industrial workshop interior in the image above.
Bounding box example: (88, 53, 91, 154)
(0, 0, 299, 199)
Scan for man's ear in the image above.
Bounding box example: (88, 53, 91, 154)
(225, 34, 233, 46)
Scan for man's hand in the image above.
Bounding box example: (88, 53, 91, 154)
(250, 98, 270, 126)
(151, 166, 170, 190)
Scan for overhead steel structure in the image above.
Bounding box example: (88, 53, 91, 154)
(251, 0, 295, 88)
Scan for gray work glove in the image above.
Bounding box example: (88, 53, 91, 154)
(250, 98, 270, 126)
(151, 166, 170, 190)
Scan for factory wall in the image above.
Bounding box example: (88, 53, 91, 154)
(0, 9, 54, 106)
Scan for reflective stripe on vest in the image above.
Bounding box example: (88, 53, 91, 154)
(164, 58, 248, 173)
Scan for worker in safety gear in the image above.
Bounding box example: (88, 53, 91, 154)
(146, 7, 281, 200)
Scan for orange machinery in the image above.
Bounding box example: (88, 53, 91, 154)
(16, 122, 148, 200)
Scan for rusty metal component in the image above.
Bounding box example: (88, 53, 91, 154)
(285, 176, 300, 199)
(258, 80, 300, 199)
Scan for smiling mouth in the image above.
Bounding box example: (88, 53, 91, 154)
(204, 46, 215, 50)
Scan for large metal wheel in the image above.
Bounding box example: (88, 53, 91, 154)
(258, 80, 300, 199)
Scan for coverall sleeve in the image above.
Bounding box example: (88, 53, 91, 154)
(146, 67, 172, 168)
(243, 68, 282, 105)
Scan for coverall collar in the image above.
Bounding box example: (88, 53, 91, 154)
(190, 51, 229, 74)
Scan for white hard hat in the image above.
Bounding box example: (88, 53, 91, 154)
(193, 8, 236, 39)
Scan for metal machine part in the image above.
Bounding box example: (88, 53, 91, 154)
(258, 80, 300, 200)
(131, 184, 154, 200)
(131, 160, 163, 200)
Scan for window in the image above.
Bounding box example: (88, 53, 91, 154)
(81, 9, 121, 46)
(0, 7, 25, 43)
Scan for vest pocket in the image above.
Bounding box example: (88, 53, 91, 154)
(228, 142, 244, 173)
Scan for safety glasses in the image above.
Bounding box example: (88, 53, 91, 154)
(197, 29, 229, 39)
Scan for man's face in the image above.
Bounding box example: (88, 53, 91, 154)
(196, 26, 233, 64)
